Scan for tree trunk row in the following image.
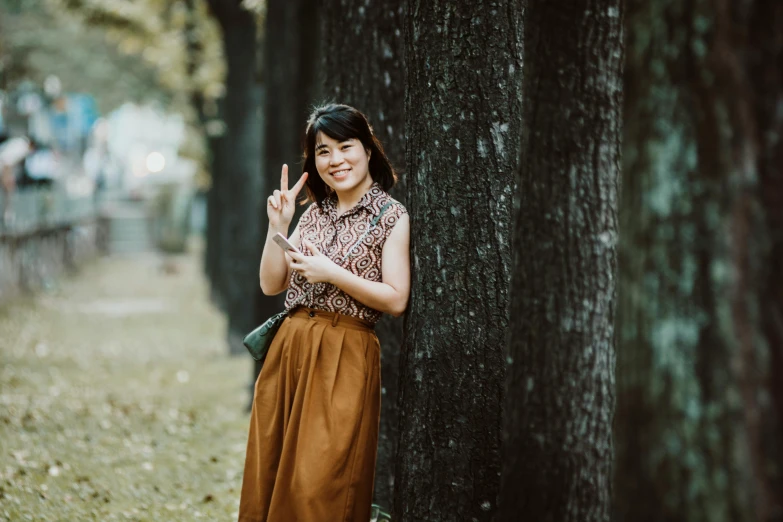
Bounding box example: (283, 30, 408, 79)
(500, 1, 623, 521)
(199, 1, 782, 520)
(394, 2, 523, 520)
(615, 0, 783, 520)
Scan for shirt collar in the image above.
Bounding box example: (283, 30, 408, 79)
(324, 181, 383, 220)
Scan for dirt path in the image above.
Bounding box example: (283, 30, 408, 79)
(0, 250, 253, 521)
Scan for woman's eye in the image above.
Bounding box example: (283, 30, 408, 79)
(341, 145, 351, 150)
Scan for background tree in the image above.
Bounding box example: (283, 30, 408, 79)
(248, 0, 320, 388)
(393, 2, 522, 520)
(615, 1, 783, 520)
(498, 1, 622, 521)
(204, 0, 262, 354)
(318, 0, 405, 508)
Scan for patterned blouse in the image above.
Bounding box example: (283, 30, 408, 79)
(284, 182, 407, 324)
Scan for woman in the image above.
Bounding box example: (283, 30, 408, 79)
(238, 104, 410, 522)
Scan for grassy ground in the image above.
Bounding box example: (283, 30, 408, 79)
(0, 249, 254, 521)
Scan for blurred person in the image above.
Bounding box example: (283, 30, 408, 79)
(0, 161, 14, 226)
(238, 104, 410, 522)
(18, 138, 59, 188)
(0, 136, 32, 225)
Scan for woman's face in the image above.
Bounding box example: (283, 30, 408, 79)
(314, 131, 372, 194)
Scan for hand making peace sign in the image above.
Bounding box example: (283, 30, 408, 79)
(267, 164, 308, 228)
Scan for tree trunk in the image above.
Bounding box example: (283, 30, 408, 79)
(204, 129, 224, 306)
(498, 2, 622, 521)
(206, 0, 263, 354)
(754, 8, 783, 515)
(251, 0, 320, 389)
(615, 1, 783, 520)
(183, 0, 222, 297)
(393, 3, 521, 520)
(318, 0, 405, 509)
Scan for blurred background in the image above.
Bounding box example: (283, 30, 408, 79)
(0, 0, 781, 521)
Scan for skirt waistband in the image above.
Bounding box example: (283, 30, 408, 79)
(289, 306, 375, 331)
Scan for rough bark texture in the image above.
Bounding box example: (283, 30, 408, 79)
(615, 1, 783, 521)
(206, 0, 263, 354)
(754, 8, 783, 516)
(251, 0, 320, 387)
(318, 0, 405, 508)
(393, 3, 521, 520)
(498, 2, 622, 521)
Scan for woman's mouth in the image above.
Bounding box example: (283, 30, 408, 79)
(331, 168, 350, 180)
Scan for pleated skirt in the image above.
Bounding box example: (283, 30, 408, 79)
(238, 306, 381, 522)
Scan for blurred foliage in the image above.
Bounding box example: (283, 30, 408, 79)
(0, 0, 234, 187)
(0, 0, 168, 111)
(241, 0, 266, 21)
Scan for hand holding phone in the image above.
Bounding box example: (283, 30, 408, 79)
(273, 232, 299, 254)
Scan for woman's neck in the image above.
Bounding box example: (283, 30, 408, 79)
(335, 177, 374, 215)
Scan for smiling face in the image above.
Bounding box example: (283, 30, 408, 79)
(314, 131, 372, 195)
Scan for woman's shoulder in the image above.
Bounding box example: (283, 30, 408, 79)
(375, 190, 407, 218)
(373, 192, 407, 241)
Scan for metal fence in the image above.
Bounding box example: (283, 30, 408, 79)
(0, 187, 98, 235)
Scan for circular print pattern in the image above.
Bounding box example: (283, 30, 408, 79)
(284, 187, 407, 323)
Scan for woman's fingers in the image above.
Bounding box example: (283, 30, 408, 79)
(302, 239, 320, 255)
(290, 258, 307, 277)
(269, 167, 304, 215)
(288, 250, 305, 263)
(290, 172, 309, 197)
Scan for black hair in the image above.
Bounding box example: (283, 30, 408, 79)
(301, 103, 397, 206)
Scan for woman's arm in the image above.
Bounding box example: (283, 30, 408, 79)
(291, 213, 411, 316)
(259, 164, 309, 295)
(259, 220, 302, 295)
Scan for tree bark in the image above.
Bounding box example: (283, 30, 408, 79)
(615, 1, 783, 520)
(754, 9, 783, 515)
(318, 0, 405, 509)
(204, 128, 224, 306)
(183, 0, 223, 300)
(498, 2, 622, 521)
(206, 0, 263, 354)
(393, 3, 521, 520)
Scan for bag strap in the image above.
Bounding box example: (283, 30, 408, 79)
(339, 201, 394, 263)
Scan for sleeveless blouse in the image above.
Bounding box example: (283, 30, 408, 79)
(284, 182, 407, 324)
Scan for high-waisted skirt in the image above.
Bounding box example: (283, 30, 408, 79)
(238, 306, 381, 522)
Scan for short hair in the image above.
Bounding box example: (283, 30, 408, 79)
(301, 103, 397, 206)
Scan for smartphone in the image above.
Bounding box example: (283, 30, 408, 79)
(273, 232, 299, 254)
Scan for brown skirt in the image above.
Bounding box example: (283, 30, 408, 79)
(238, 307, 381, 522)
